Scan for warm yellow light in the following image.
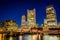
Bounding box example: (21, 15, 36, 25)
(9, 36, 13, 40)
(0, 34, 2, 40)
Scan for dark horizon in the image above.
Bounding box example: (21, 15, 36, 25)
(0, 0, 60, 27)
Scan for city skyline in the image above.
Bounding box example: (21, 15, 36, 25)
(0, 6, 58, 28)
(0, 1, 60, 40)
(0, 0, 60, 27)
(0, 6, 58, 27)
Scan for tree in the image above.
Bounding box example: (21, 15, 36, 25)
(1, 20, 18, 32)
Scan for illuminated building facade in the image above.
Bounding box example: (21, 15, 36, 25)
(43, 6, 60, 40)
(21, 15, 27, 28)
(0, 5, 60, 40)
(27, 9, 37, 28)
(44, 5, 57, 26)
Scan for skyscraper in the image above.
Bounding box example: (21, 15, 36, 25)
(44, 6, 57, 26)
(21, 15, 26, 27)
(27, 8, 37, 28)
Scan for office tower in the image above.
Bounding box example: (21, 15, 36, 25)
(44, 6, 57, 26)
(21, 15, 26, 27)
(27, 8, 37, 28)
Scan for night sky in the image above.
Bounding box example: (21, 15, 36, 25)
(0, 0, 60, 27)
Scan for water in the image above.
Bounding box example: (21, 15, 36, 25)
(32, 34, 38, 40)
(23, 35, 28, 40)
(43, 35, 59, 40)
(19, 35, 23, 40)
(23, 34, 32, 40)
(27, 35, 32, 40)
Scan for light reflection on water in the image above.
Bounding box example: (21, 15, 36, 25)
(23, 35, 32, 40)
(43, 35, 59, 40)
(19, 35, 23, 40)
(5, 34, 59, 40)
(23, 34, 38, 40)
